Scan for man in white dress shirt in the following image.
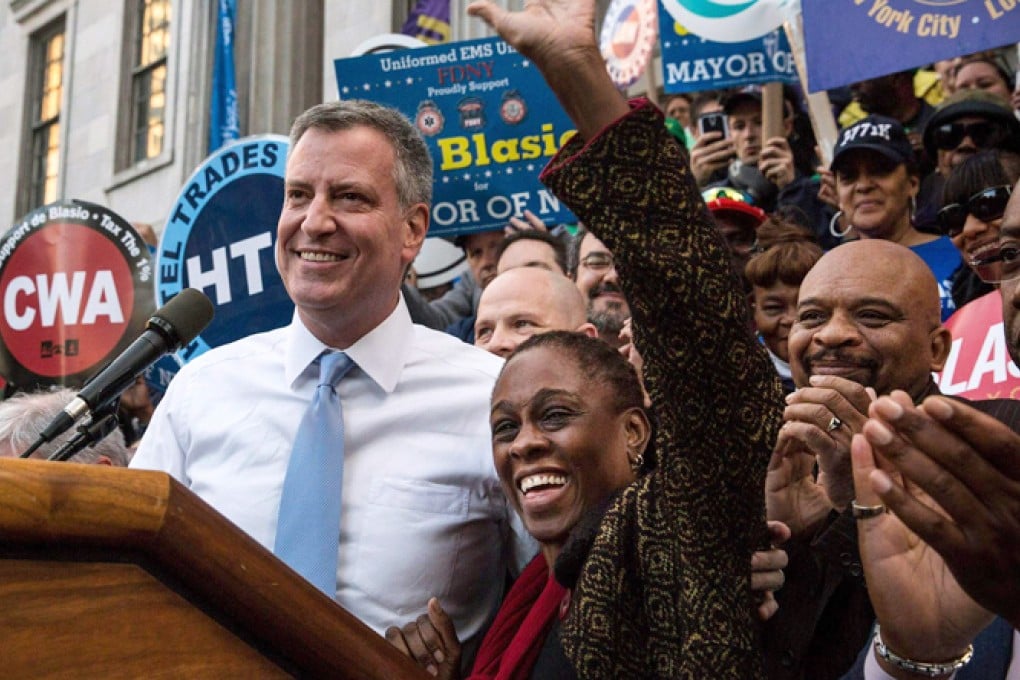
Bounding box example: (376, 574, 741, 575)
(131, 100, 536, 652)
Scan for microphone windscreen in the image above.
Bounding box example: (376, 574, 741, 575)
(154, 288, 215, 345)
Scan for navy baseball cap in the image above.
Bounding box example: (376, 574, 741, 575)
(831, 115, 913, 173)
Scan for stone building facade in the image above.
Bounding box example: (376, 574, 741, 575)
(0, 0, 533, 233)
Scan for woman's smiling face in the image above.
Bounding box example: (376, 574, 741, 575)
(489, 345, 639, 553)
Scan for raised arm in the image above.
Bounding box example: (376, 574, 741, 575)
(467, 1, 629, 140)
(471, 1, 782, 676)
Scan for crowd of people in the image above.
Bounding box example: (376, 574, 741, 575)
(1, 1, 1019, 677)
(350, 24, 1020, 675)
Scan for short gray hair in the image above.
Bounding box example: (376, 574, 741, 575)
(0, 388, 131, 466)
(288, 99, 433, 209)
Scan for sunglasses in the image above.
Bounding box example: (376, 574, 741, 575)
(936, 185, 1012, 237)
(932, 121, 1006, 151)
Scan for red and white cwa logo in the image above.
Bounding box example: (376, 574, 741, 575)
(1, 223, 134, 378)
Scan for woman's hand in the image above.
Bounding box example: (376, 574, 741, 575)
(385, 598, 462, 679)
(751, 520, 790, 621)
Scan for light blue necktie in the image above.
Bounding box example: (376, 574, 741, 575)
(274, 351, 354, 595)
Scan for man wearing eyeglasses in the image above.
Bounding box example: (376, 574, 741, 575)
(999, 185, 1020, 355)
(572, 228, 630, 349)
(702, 187, 768, 286)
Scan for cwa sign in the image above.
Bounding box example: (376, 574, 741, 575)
(0, 200, 154, 390)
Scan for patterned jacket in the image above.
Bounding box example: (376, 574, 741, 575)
(541, 101, 784, 678)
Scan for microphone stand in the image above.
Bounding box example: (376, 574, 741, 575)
(47, 401, 121, 463)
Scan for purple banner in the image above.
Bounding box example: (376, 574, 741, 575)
(401, 0, 451, 45)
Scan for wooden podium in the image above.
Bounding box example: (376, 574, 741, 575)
(0, 459, 429, 679)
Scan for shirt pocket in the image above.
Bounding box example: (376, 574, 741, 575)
(344, 476, 476, 619)
(367, 476, 471, 516)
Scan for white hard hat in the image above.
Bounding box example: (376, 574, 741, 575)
(413, 237, 469, 289)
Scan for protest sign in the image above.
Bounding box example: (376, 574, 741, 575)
(803, 0, 1019, 92)
(935, 291, 1020, 400)
(157, 135, 293, 362)
(141, 353, 183, 406)
(601, 0, 659, 89)
(335, 36, 578, 238)
(659, 0, 792, 43)
(659, 3, 797, 94)
(0, 200, 154, 390)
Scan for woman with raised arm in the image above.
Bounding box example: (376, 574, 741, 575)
(386, 1, 783, 677)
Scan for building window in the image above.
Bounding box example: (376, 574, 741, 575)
(129, 0, 171, 163)
(25, 20, 65, 210)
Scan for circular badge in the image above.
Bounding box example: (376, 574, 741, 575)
(659, 0, 792, 43)
(416, 100, 446, 136)
(0, 200, 154, 390)
(600, 0, 659, 89)
(499, 90, 528, 125)
(157, 135, 292, 363)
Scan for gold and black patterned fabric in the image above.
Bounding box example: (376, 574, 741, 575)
(541, 100, 784, 679)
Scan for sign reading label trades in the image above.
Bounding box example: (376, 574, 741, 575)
(0, 200, 154, 390)
(158, 135, 293, 363)
(335, 36, 578, 238)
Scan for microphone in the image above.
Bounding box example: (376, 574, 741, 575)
(20, 288, 214, 459)
(46, 407, 120, 463)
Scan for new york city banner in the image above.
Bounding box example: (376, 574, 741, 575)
(335, 37, 578, 238)
(803, 0, 1019, 91)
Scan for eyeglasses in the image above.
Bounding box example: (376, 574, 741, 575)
(931, 121, 1006, 151)
(579, 252, 615, 271)
(936, 185, 1012, 237)
(971, 240, 1020, 284)
(997, 242, 1020, 283)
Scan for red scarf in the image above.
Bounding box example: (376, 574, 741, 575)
(468, 555, 569, 680)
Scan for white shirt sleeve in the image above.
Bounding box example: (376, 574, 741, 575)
(130, 367, 189, 481)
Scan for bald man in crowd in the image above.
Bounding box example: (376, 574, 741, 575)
(835, 182, 1020, 678)
(763, 238, 1020, 679)
(474, 266, 596, 358)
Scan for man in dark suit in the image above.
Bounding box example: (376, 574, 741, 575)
(764, 238, 1020, 679)
(837, 184, 1020, 678)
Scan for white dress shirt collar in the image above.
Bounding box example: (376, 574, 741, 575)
(284, 295, 414, 393)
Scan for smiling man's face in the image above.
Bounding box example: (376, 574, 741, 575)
(788, 240, 951, 399)
(276, 125, 426, 345)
